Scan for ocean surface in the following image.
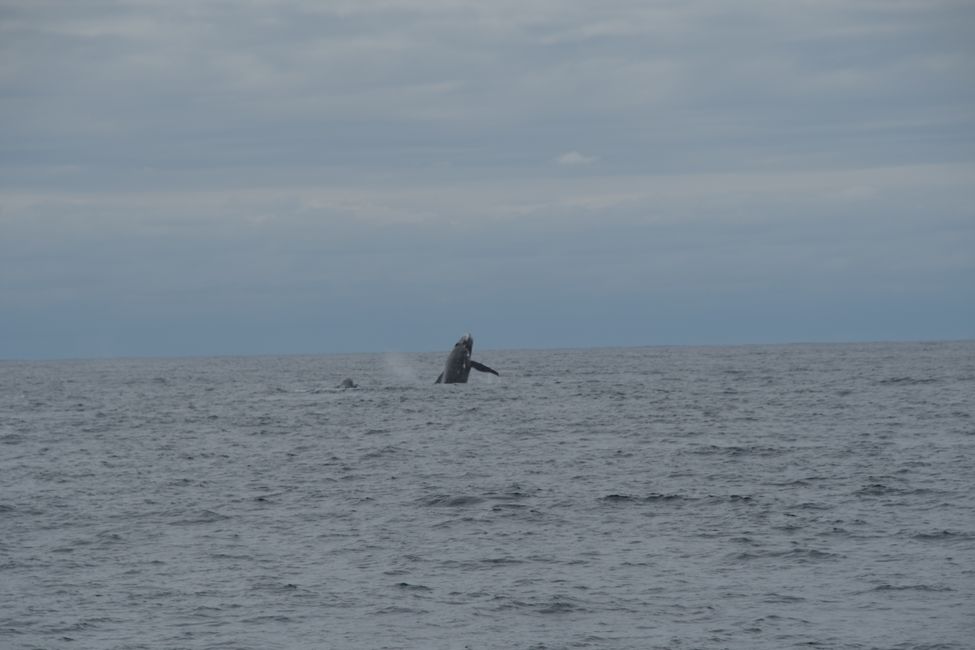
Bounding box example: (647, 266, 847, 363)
(1, 341, 973, 650)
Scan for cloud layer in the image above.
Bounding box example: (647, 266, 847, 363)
(2, 0, 973, 357)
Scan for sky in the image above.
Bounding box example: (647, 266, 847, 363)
(2, 0, 974, 359)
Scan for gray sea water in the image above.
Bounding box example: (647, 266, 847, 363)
(1, 341, 973, 650)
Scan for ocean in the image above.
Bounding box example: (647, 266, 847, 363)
(1, 341, 973, 649)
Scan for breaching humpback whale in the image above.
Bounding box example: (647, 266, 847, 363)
(435, 333, 500, 384)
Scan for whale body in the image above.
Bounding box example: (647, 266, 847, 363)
(435, 333, 500, 384)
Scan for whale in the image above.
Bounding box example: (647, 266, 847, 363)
(435, 333, 500, 384)
(337, 378, 357, 389)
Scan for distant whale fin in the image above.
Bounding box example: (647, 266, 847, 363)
(470, 361, 499, 377)
(435, 371, 444, 384)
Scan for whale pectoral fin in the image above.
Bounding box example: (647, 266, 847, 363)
(435, 372, 444, 384)
(470, 361, 499, 377)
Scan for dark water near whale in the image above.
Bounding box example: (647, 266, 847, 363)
(2, 341, 973, 649)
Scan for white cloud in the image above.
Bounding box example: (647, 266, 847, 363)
(555, 151, 598, 166)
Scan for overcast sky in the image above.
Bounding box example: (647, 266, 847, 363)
(2, 0, 973, 359)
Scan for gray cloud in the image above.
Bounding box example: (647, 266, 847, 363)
(1, 0, 973, 357)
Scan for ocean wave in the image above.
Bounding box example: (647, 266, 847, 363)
(727, 547, 841, 563)
(912, 530, 974, 542)
(422, 494, 486, 507)
(872, 584, 953, 592)
(877, 376, 940, 385)
(167, 509, 231, 525)
(490, 593, 589, 615)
